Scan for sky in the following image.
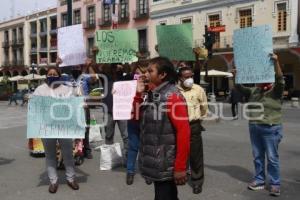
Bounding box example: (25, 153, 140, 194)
(0, 0, 57, 22)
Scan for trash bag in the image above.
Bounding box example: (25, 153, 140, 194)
(99, 143, 123, 170)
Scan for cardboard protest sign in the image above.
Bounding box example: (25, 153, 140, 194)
(58, 24, 86, 67)
(96, 29, 138, 63)
(112, 80, 137, 120)
(233, 25, 275, 84)
(27, 96, 86, 139)
(156, 24, 194, 61)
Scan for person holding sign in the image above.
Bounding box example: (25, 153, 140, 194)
(233, 53, 284, 197)
(33, 67, 79, 193)
(177, 66, 208, 194)
(134, 57, 190, 200)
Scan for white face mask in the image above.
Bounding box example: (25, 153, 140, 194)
(183, 78, 194, 88)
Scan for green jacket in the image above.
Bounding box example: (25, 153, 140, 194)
(236, 76, 285, 125)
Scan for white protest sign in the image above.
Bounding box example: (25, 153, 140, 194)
(113, 80, 137, 120)
(58, 24, 86, 67)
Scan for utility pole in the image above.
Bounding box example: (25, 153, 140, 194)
(67, 0, 72, 26)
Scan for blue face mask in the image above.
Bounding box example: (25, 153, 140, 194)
(46, 76, 60, 87)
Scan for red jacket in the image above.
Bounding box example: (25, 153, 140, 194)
(132, 91, 190, 172)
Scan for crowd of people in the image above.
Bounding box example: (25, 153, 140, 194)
(28, 49, 284, 199)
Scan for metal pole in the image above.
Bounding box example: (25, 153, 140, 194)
(67, 0, 72, 26)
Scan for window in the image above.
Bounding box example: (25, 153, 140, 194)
(31, 22, 37, 34)
(209, 14, 221, 48)
(239, 9, 252, 28)
(87, 6, 95, 25)
(277, 3, 287, 32)
(103, 4, 111, 22)
(18, 27, 23, 41)
(40, 19, 47, 33)
(181, 18, 192, 24)
(138, 0, 148, 15)
(4, 31, 9, 42)
(120, 0, 129, 19)
(12, 29, 17, 42)
(87, 37, 94, 56)
(61, 13, 68, 27)
(74, 9, 81, 25)
(138, 29, 148, 53)
(51, 17, 57, 30)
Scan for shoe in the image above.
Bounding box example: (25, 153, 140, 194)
(84, 151, 93, 159)
(269, 185, 280, 197)
(126, 173, 134, 185)
(247, 181, 265, 191)
(145, 179, 152, 185)
(48, 183, 58, 193)
(193, 185, 202, 194)
(67, 181, 79, 190)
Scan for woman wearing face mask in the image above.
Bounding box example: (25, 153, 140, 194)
(33, 67, 79, 193)
(177, 66, 208, 194)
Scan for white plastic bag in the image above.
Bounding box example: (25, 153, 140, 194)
(89, 125, 103, 143)
(99, 143, 123, 170)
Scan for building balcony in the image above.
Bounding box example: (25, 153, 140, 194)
(39, 31, 47, 37)
(83, 21, 96, 29)
(118, 14, 130, 24)
(133, 8, 149, 20)
(10, 40, 18, 46)
(30, 33, 37, 38)
(39, 47, 48, 52)
(31, 48, 37, 54)
(17, 39, 24, 45)
(40, 58, 48, 65)
(50, 45, 57, 51)
(98, 18, 112, 27)
(2, 41, 9, 48)
(50, 29, 57, 35)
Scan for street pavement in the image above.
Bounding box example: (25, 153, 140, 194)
(0, 101, 299, 200)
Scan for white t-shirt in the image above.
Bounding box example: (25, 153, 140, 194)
(33, 83, 73, 98)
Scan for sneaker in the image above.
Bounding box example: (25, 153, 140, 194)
(269, 185, 280, 197)
(247, 181, 265, 191)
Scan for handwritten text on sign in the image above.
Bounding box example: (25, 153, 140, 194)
(58, 24, 86, 67)
(27, 96, 86, 139)
(113, 80, 137, 120)
(233, 25, 275, 84)
(96, 29, 138, 64)
(157, 24, 194, 61)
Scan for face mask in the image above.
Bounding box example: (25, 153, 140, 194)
(46, 76, 60, 87)
(183, 78, 194, 88)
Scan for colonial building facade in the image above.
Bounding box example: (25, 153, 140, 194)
(0, 8, 57, 77)
(149, 0, 300, 96)
(57, 0, 150, 58)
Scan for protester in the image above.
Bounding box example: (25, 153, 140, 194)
(229, 87, 243, 119)
(126, 62, 147, 185)
(177, 66, 208, 194)
(101, 63, 129, 163)
(57, 57, 98, 159)
(33, 67, 79, 193)
(134, 57, 190, 200)
(233, 53, 284, 197)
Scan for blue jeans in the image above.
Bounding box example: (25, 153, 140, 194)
(249, 124, 283, 186)
(127, 120, 140, 174)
